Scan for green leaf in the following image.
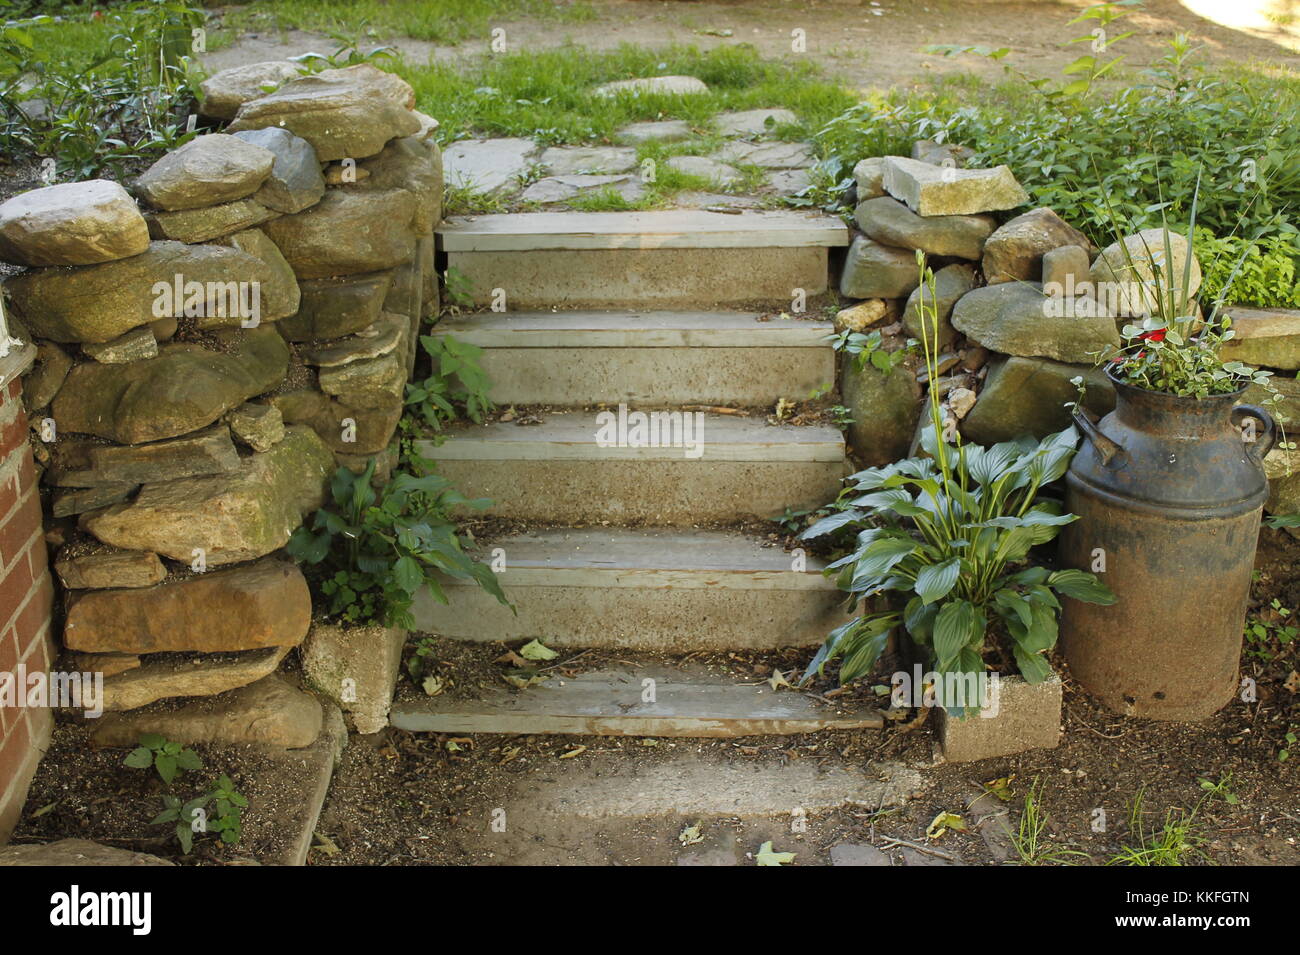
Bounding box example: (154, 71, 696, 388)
(1013, 644, 1055, 684)
(933, 600, 977, 669)
(1047, 569, 1117, 604)
(124, 747, 153, 769)
(154, 754, 178, 785)
(756, 841, 796, 866)
(915, 557, 962, 604)
(799, 508, 863, 539)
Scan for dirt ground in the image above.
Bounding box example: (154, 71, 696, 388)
(201, 0, 1300, 88)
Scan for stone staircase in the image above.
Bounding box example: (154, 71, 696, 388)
(395, 208, 874, 735)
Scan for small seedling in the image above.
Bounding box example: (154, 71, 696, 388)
(124, 733, 203, 785)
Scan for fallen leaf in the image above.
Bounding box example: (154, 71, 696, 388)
(756, 841, 796, 866)
(495, 650, 528, 668)
(519, 639, 558, 661)
(926, 811, 967, 841)
(767, 668, 793, 691)
(311, 832, 341, 857)
(982, 775, 1016, 802)
(1284, 670, 1299, 693)
(679, 824, 704, 846)
(422, 675, 445, 697)
(559, 745, 586, 759)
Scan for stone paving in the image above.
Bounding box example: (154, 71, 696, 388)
(440, 87, 819, 210)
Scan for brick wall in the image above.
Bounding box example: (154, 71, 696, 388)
(0, 350, 55, 844)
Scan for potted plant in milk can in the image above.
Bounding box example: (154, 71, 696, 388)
(799, 255, 1115, 761)
(1059, 174, 1283, 720)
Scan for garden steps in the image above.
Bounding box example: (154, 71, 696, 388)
(415, 412, 848, 524)
(436, 209, 850, 308)
(425, 310, 835, 406)
(389, 663, 883, 737)
(412, 527, 851, 651)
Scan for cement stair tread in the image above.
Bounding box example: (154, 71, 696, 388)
(446, 526, 839, 585)
(426, 310, 834, 347)
(390, 662, 883, 736)
(418, 412, 846, 462)
(436, 209, 850, 251)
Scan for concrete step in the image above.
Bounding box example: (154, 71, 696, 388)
(427, 310, 835, 406)
(390, 663, 883, 737)
(417, 412, 847, 524)
(437, 210, 850, 308)
(414, 527, 851, 650)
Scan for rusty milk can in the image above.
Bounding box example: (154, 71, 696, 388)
(1058, 369, 1275, 720)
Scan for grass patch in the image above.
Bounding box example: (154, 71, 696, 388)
(219, 0, 597, 46)
(399, 42, 857, 147)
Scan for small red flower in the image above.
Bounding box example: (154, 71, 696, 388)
(1138, 328, 1166, 343)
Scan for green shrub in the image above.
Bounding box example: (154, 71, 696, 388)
(288, 460, 509, 628)
(1195, 228, 1300, 308)
(0, 0, 204, 178)
(814, 28, 1299, 253)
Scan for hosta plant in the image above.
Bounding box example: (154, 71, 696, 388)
(801, 258, 1115, 710)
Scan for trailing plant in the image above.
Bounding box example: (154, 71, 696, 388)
(123, 733, 203, 785)
(405, 333, 493, 433)
(800, 255, 1114, 706)
(287, 459, 509, 628)
(829, 326, 912, 375)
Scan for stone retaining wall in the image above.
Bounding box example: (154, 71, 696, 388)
(0, 64, 443, 814)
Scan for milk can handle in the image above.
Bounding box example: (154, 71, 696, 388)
(1232, 404, 1277, 465)
(1072, 409, 1126, 469)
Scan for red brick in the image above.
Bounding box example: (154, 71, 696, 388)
(25, 529, 48, 581)
(0, 474, 16, 527)
(15, 451, 35, 496)
(0, 627, 18, 735)
(6, 378, 20, 401)
(0, 492, 40, 570)
(0, 415, 24, 458)
(0, 556, 34, 632)
(13, 573, 52, 656)
(0, 713, 32, 795)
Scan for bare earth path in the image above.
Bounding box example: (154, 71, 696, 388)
(202, 0, 1300, 89)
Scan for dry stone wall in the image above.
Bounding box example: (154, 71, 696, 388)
(0, 63, 442, 718)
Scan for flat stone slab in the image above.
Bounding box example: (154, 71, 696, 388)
(715, 108, 798, 137)
(767, 168, 811, 194)
(883, 156, 1029, 216)
(520, 174, 646, 204)
(0, 839, 173, 866)
(539, 145, 637, 175)
(665, 155, 741, 187)
(442, 138, 539, 196)
(437, 209, 849, 251)
(427, 310, 830, 348)
(714, 140, 815, 169)
(391, 664, 883, 736)
(614, 119, 693, 144)
(594, 75, 708, 97)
